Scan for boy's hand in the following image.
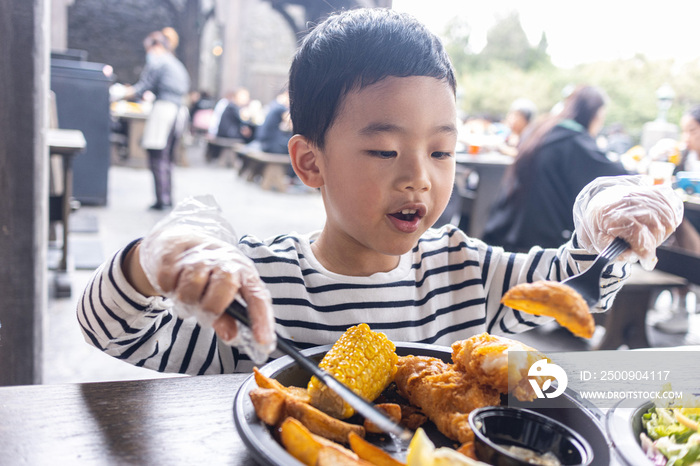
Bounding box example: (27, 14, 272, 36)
(573, 175, 684, 270)
(136, 197, 276, 363)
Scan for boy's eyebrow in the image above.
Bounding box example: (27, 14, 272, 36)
(359, 122, 458, 136)
(359, 122, 405, 135)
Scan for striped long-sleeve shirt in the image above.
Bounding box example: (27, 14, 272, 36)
(77, 225, 629, 374)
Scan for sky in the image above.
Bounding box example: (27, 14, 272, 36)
(391, 0, 699, 68)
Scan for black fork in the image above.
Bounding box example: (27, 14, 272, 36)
(562, 237, 630, 307)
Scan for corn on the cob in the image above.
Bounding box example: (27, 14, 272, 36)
(308, 323, 398, 419)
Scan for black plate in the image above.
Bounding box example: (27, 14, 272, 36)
(233, 342, 613, 466)
(606, 399, 655, 466)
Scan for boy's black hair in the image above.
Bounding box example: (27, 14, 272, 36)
(289, 8, 457, 148)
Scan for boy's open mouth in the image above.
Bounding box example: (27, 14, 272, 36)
(390, 209, 420, 222)
(387, 207, 426, 233)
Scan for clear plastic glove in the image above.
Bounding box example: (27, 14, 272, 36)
(139, 195, 276, 364)
(573, 175, 684, 271)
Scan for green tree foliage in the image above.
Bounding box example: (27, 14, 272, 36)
(441, 13, 700, 142)
(478, 11, 550, 71)
(442, 16, 476, 73)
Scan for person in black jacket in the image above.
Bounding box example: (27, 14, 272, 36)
(483, 85, 628, 251)
(205, 88, 253, 162)
(253, 90, 291, 154)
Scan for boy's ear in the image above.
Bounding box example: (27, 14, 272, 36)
(288, 134, 324, 188)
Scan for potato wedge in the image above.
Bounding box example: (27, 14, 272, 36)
(280, 417, 325, 466)
(363, 403, 402, 434)
(349, 432, 405, 466)
(288, 385, 312, 402)
(285, 397, 365, 444)
(250, 388, 287, 425)
(317, 445, 373, 465)
(501, 280, 594, 338)
(254, 367, 311, 403)
(280, 418, 359, 466)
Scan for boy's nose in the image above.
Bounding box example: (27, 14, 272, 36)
(396, 155, 431, 192)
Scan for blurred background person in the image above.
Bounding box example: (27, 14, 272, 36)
(648, 105, 700, 333)
(205, 88, 253, 162)
(496, 97, 537, 157)
(250, 90, 291, 154)
(187, 90, 215, 139)
(599, 122, 634, 159)
(679, 105, 700, 173)
(111, 30, 190, 210)
(483, 85, 628, 251)
(161, 26, 179, 52)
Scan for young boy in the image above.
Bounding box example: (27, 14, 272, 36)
(79, 8, 681, 374)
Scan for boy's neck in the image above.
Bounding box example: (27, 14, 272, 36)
(311, 231, 401, 276)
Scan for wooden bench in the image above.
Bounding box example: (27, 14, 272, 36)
(236, 145, 291, 192)
(206, 136, 244, 167)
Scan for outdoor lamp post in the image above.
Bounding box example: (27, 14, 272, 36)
(656, 83, 675, 122)
(641, 84, 679, 151)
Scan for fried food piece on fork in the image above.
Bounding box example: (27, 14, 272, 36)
(501, 280, 594, 338)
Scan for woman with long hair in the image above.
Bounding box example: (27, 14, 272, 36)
(483, 85, 628, 251)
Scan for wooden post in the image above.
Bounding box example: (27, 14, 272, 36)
(0, 0, 50, 385)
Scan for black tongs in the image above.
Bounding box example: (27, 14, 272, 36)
(225, 301, 413, 441)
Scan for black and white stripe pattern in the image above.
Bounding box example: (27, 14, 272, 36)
(77, 226, 629, 374)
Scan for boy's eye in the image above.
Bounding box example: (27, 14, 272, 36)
(367, 150, 397, 159)
(431, 151, 453, 159)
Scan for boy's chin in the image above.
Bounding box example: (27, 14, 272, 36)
(376, 236, 424, 257)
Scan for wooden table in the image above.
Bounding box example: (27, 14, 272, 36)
(592, 265, 687, 350)
(0, 374, 258, 465)
(684, 195, 700, 213)
(48, 128, 86, 297)
(455, 152, 513, 239)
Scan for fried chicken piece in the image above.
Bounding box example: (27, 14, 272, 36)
(451, 332, 551, 402)
(394, 355, 500, 444)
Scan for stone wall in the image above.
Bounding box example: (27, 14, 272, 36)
(67, 0, 178, 85)
(64, 0, 296, 104)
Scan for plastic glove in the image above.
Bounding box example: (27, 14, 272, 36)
(139, 195, 276, 364)
(573, 175, 684, 271)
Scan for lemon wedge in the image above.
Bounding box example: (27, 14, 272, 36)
(434, 447, 488, 465)
(407, 428, 489, 465)
(407, 428, 435, 466)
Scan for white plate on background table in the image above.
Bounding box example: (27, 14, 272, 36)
(233, 342, 614, 466)
(607, 399, 658, 466)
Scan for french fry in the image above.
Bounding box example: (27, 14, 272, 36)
(317, 445, 374, 465)
(250, 373, 366, 444)
(363, 403, 402, 434)
(288, 385, 312, 402)
(280, 417, 326, 466)
(280, 418, 358, 466)
(254, 367, 311, 403)
(250, 388, 287, 425)
(285, 397, 366, 444)
(348, 432, 405, 466)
